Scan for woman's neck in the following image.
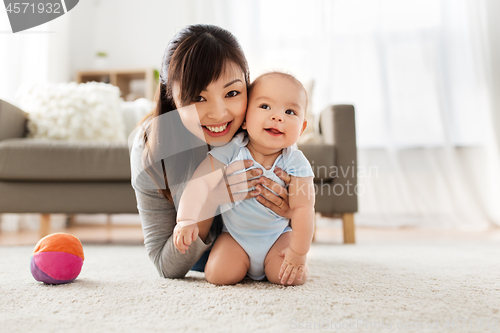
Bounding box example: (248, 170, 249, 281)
(246, 140, 283, 170)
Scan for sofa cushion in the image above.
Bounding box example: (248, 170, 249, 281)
(297, 143, 336, 182)
(0, 138, 131, 181)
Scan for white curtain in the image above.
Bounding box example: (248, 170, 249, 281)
(189, 0, 500, 230)
(1, 0, 499, 231)
(0, 10, 70, 103)
(0, 10, 71, 231)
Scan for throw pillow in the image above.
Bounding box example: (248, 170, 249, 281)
(15, 81, 126, 142)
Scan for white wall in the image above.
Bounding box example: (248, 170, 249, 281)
(68, 0, 202, 79)
(57, 0, 500, 112)
(66, 0, 276, 82)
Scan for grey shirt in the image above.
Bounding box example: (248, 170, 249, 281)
(129, 124, 217, 278)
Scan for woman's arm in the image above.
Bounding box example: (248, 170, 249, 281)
(130, 130, 215, 278)
(132, 182, 215, 278)
(130, 130, 263, 275)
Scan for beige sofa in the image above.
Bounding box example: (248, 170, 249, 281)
(0, 99, 357, 242)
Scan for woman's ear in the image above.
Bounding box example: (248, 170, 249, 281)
(300, 119, 308, 135)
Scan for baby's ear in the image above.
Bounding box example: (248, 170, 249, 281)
(300, 119, 308, 135)
(242, 121, 247, 130)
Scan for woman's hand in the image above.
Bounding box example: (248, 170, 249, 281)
(277, 246, 307, 285)
(205, 159, 262, 207)
(173, 222, 199, 254)
(255, 167, 293, 219)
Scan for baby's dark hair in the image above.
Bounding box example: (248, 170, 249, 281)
(248, 71, 308, 114)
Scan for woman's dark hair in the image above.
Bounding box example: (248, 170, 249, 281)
(140, 24, 249, 204)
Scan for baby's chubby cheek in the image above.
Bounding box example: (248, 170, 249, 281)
(242, 108, 260, 130)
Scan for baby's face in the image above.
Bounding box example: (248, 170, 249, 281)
(243, 74, 307, 151)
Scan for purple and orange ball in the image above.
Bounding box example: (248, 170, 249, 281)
(30, 233, 84, 284)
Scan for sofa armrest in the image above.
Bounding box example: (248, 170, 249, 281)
(319, 104, 358, 212)
(0, 99, 28, 141)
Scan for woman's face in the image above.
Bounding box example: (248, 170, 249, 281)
(173, 63, 247, 146)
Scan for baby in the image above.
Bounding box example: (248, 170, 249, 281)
(174, 72, 315, 285)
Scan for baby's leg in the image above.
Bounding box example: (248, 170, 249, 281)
(264, 232, 308, 286)
(204, 232, 250, 285)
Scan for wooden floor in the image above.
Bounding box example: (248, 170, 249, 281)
(1, 215, 500, 246)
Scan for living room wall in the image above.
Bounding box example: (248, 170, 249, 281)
(67, 0, 500, 113)
(68, 0, 213, 79)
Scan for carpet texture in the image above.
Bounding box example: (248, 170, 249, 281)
(1, 241, 499, 332)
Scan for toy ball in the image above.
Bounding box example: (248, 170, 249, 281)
(30, 233, 84, 285)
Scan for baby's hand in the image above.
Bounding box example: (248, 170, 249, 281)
(173, 221, 199, 254)
(277, 247, 307, 285)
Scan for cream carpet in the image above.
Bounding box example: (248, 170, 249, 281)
(1, 240, 499, 332)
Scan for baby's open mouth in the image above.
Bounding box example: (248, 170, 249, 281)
(265, 128, 283, 135)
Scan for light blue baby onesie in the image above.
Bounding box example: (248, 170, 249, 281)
(208, 132, 314, 280)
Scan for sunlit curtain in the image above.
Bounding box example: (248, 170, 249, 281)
(191, 0, 500, 229)
(0, 10, 70, 103)
(1, 0, 498, 230)
(0, 11, 71, 231)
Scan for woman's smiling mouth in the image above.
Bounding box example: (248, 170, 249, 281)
(203, 121, 232, 137)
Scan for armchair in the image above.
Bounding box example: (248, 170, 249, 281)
(298, 105, 358, 243)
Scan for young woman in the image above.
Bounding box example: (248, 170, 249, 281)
(130, 24, 293, 279)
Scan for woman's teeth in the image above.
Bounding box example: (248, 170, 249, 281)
(205, 122, 229, 133)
